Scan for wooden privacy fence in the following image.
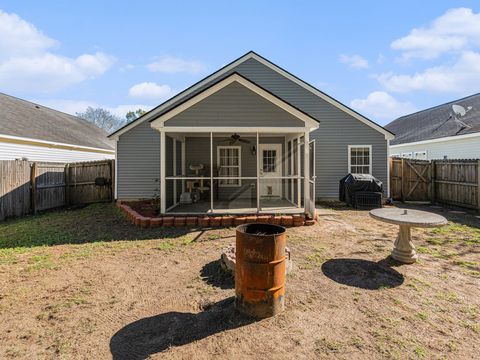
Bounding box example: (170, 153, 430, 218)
(390, 158, 480, 210)
(0, 159, 114, 220)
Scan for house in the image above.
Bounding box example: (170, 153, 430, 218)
(386, 93, 480, 160)
(109, 51, 394, 217)
(0, 93, 115, 163)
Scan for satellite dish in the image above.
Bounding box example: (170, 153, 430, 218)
(452, 104, 472, 117)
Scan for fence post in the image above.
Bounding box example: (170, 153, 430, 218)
(30, 162, 37, 214)
(431, 160, 436, 204)
(110, 159, 115, 203)
(401, 158, 405, 202)
(65, 164, 70, 206)
(477, 159, 480, 211)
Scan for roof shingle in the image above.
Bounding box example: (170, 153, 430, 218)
(0, 93, 114, 150)
(386, 93, 480, 145)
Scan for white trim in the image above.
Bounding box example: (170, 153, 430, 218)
(389, 132, 480, 148)
(181, 140, 186, 191)
(297, 137, 301, 207)
(159, 126, 314, 133)
(114, 139, 118, 199)
(0, 133, 114, 153)
(173, 138, 177, 205)
(210, 132, 213, 211)
(348, 145, 372, 175)
(386, 139, 390, 198)
(304, 131, 311, 216)
(217, 145, 242, 187)
(110, 51, 392, 140)
(150, 73, 319, 129)
(256, 132, 260, 212)
(160, 131, 166, 213)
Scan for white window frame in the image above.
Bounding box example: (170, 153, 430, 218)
(348, 145, 372, 175)
(401, 152, 413, 159)
(414, 151, 427, 160)
(217, 145, 241, 187)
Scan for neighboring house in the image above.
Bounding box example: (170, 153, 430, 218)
(386, 93, 480, 160)
(0, 93, 115, 163)
(109, 51, 394, 216)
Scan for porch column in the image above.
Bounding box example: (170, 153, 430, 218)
(297, 136, 301, 208)
(304, 131, 311, 216)
(256, 132, 260, 212)
(181, 140, 186, 193)
(210, 132, 213, 213)
(160, 130, 166, 214)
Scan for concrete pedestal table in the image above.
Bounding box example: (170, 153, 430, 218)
(369, 208, 447, 264)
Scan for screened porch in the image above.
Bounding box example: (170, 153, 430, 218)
(161, 131, 315, 215)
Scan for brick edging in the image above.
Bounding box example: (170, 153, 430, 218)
(116, 202, 316, 228)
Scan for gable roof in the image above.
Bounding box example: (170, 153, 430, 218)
(109, 51, 394, 140)
(386, 93, 480, 146)
(151, 72, 319, 129)
(0, 93, 114, 150)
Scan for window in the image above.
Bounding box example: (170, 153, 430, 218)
(217, 146, 241, 187)
(262, 149, 277, 173)
(401, 152, 413, 159)
(348, 145, 372, 174)
(414, 151, 427, 160)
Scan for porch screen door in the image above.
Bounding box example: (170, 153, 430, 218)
(259, 144, 282, 197)
(308, 140, 316, 212)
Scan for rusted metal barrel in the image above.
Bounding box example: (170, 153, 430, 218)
(235, 223, 286, 318)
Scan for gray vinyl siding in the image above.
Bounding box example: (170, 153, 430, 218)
(116, 57, 388, 200)
(117, 121, 159, 199)
(230, 59, 388, 199)
(165, 82, 303, 127)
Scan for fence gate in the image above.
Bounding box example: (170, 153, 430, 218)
(390, 158, 432, 202)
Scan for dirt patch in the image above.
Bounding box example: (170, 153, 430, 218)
(124, 200, 159, 218)
(0, 203, 479, 359)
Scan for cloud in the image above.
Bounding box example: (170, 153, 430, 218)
(147, 55, 205, 74)
(376, 50, 480, 93)
(339, 54, 369, 69)
(128, 82, 174, 100)
(0, 9, 114, 93)
(351, 91, 417, 122)
(391, 8, 480, 60)
(32, 98, 152, 119)
(0, 10, 56, 61)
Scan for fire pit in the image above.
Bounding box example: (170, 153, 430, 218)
(235, 223, 286, 318)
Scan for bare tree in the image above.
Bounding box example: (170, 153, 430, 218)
(76, 107, 125, 133)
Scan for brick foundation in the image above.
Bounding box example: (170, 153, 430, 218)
(116, 202, 316, 229)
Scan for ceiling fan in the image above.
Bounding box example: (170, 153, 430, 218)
(219, 133, 251, 145)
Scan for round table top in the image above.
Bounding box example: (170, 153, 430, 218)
(369, 208, 448, 228)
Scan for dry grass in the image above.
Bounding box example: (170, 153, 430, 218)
(0, 203, 478, 359)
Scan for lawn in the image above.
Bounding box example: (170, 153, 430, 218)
(0, 203, 478, 359)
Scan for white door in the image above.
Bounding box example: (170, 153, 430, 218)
(259, 144, 282, 197)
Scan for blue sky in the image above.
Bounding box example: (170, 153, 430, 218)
(0, 1, 479, 125)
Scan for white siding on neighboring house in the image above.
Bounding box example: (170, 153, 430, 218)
(0, 140, 114, 163)
(389, 133, 480, 160)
